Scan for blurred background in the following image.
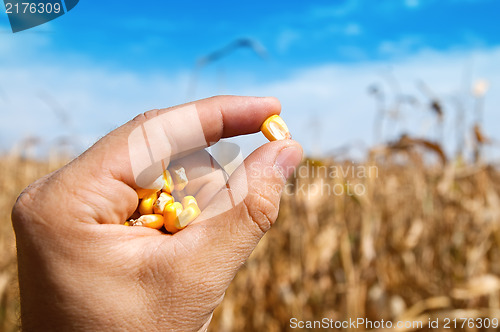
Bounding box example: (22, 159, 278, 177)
(1, 0, 500, 331)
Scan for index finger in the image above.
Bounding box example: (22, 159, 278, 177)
(91, 96, 281, 188)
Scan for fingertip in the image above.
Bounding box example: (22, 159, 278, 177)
(274, 142, 303, 181)
(259, 96, 281, 115)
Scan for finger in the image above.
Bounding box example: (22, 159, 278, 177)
(96, 95, 281, 188)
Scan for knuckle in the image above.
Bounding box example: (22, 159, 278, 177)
(11, 183, 40, 231)
(11, 173, 67, 233)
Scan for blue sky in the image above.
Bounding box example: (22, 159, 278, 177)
(1, 0, 499, 159)
(9, 0, 496, 67)
(8, 0, 496, 72)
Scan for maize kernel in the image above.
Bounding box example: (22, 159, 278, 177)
(163, 202, 183, 234)
(153, 192, 174, 214)
(171, 166, 188, 191)
(138, 192, 158, 215)
(147, 173, 170, 192)
(181, 195, 198, 209)
(128, 214, 164, 229)
(136, 188, 159, 199)
(260, 115, 291, 141)
(176, 204, 201, 229)
(162, 170, 174, 193)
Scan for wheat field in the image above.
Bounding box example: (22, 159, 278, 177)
(1, 143, 500, 331)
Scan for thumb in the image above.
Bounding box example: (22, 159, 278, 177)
(187, 139, 302, 271)
(236, 140, 303, 234)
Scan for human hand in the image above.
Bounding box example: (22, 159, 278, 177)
(11, 96, 302, 331)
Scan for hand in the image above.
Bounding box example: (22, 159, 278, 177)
(11, 96, 303, 331)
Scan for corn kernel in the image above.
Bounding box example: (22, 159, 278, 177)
(181, 195, 198, 209)
(170, 166, 188, 191)
(176, 204, 201, 229)
(153, 192, 175, 214)
(260, 115, 291, 141)
(136, 188, 159, 199)
(162, 170, 174, 193)
(138, 173, 168, 195)
(138, 192, 158, 215)
(129, 214, 164, 229)
(163, 202, 183, 234)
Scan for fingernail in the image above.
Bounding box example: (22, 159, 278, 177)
(274, 146, 302, 180)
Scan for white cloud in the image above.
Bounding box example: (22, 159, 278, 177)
(0, 67, 189, 152)
(231, 47, 500, 159)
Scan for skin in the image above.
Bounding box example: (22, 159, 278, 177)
(11, 96, 303, 332)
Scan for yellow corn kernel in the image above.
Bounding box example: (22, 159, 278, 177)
(138, 192, 158, 215)
(137, 172, 167, 197)
(163, 202, 183, 234)
(153, 192, 175, 214)
(130, 214, 164, 229)
(124, 221, 131, 226)
(162, 170, 174, 193)
(260, 115, 291, 141)
(136, 188, 159, 199)
(176, 204, 201, 229)
(181, 195, 198, 209)
(170, 166, 188, 191)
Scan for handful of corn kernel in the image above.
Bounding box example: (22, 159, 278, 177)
(126, 114, 290, 232)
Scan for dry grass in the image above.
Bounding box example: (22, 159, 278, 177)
(208, 152, 500, 331)
(1, 147, 500, 331)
